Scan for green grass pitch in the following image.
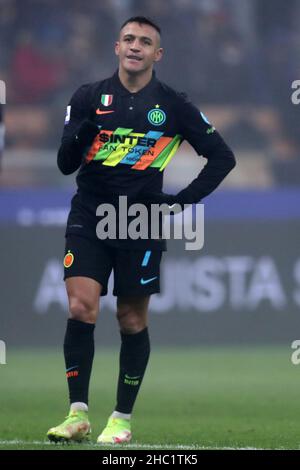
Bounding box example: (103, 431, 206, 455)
(0, 347, 299, 450)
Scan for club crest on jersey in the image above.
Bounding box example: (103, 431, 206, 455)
(101, 94, 113, 107)
(147, 104, 166, 126)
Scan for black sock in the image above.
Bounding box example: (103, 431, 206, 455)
(116, 327, 151, 414)
(63, 319, 95, 406)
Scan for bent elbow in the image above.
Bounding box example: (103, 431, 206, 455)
(59, 165, 73, 175)
(57, 155, 70, 175)
(228, 152, 236, 170)
(220, 149, 236, 173)
(57, 158, 73, 175)
(57, 143, 76, 175)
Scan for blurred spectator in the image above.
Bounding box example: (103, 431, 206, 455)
(1, 0, 299, 188)
(11, 31, 68, 104)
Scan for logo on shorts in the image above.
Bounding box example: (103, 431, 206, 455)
(64, 250, 74, 268)
(147, 105, 166, 126)
(140, 276, 157, 285)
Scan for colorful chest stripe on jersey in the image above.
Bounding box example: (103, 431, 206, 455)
(85, 128, 182, 171)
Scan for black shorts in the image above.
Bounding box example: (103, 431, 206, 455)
(63, 235, 163, 297)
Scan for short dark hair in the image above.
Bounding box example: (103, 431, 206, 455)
(120, 16, 161, 36)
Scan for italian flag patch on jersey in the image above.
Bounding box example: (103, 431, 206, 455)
(101, 94, 113, 107)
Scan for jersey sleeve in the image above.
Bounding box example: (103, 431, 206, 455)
(57, 84, 92, 174)
(175, 94, 236, 203)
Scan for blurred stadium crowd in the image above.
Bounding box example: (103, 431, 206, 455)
(0, 0, 299, 187)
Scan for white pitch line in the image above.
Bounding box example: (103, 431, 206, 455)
(0, 440, 267, 450)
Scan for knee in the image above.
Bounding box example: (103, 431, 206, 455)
(68, 296, 98, 323)
(116, 306, 146, 334)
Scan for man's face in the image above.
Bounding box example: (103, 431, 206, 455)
(115, 22, 163, 75)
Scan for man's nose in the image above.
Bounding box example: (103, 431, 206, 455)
(130, 39, 141, 51)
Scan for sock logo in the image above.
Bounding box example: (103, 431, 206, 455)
(66, 365, 79, 378)
(124, 374, 141, 386)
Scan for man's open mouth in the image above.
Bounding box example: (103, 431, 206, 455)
(127, 55, 142, 61)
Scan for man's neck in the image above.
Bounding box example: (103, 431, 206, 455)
(118, 68, 153, 93)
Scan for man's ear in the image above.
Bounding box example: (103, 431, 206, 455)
(154, 48, 163, 63)
(115, 41, 120, 57)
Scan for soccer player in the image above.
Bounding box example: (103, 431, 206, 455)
(47, 16, 236, 444)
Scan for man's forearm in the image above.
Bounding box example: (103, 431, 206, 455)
(57, 138, 83, 175)
(176, 147, 236, 204)
(57, 120, 99, 175)
(141, 146, 236, 207)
